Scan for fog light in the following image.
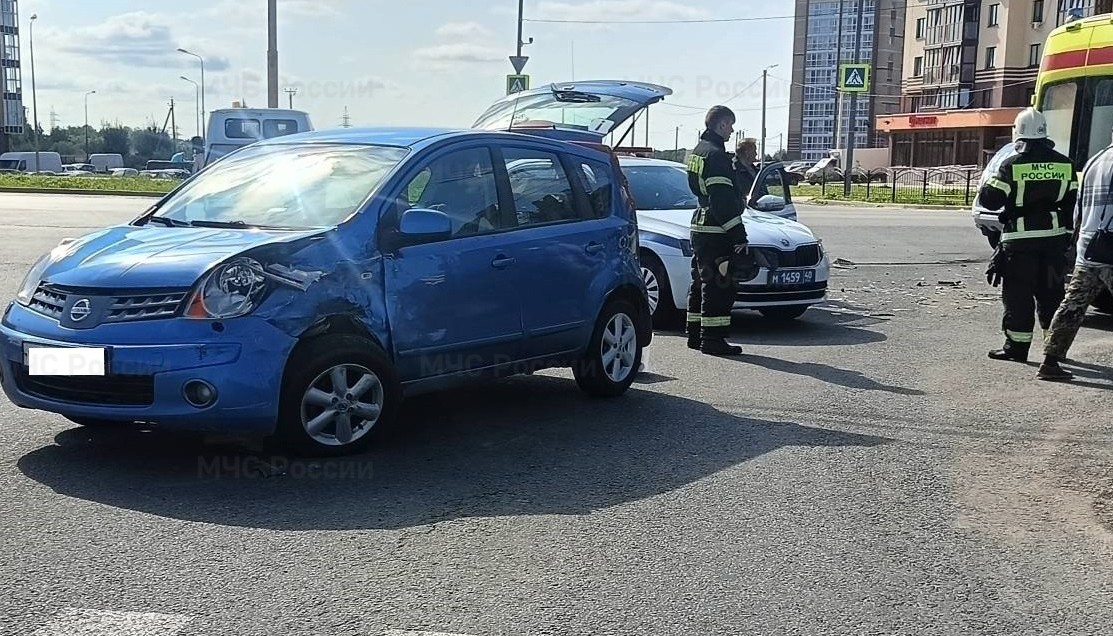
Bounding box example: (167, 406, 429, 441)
(183, 380, 217, 408)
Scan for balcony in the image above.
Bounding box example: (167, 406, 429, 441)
(925, 23, 961, 47)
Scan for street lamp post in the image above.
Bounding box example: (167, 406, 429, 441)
(84, 90, 95, 160)
(180, 76, 200, 138)
(177, 48, 205, 138)
(29, 13, 38, 172)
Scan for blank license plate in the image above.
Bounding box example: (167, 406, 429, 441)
(769, 269, 816, 286)
(26, 346, 107, 376)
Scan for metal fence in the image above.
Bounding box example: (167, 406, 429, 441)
(806, 166, 982, 205)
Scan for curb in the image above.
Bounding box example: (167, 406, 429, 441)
(799, 198, 967, 211)
(0, 187, 167, 198)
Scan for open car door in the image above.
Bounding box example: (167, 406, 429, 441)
(472, 80, 673, 144)
(747, 162, 797, 221)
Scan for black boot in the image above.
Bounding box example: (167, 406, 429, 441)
(1037, 356, 1074, 382)
(988, 342, 1029, 362)
(686, 330, 701, 351)
(700, 339, 742, 356)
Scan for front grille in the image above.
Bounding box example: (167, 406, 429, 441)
(28, 284, 188, 324)
(750, 243, 822, 269)
(12, 363, 154, 406)
(29, 287, 65, 319)
(106, 293, 188, 323)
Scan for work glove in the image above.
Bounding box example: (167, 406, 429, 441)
(986, 263, 1003, 287)
(986, 246, 1005, 287)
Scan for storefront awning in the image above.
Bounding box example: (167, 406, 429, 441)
(876, 108, 1024, 133)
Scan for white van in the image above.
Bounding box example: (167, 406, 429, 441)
(0, 151, 63, 173)
(88, 153, 124, 173)
(200, 107, 312, 169)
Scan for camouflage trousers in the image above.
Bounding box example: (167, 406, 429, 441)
(1044, 265, 1113, 359)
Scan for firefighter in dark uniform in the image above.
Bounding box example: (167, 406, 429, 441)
(685, 106, 749, 356)
(979, 107, 1077, 362)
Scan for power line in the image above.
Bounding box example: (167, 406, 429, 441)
(768, 73, 1042, 100)
(524, 14, 795, 24)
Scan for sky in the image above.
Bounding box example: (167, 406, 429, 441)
(17, 0, 796, 151)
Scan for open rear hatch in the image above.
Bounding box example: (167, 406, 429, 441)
(472, 80, 673, 144)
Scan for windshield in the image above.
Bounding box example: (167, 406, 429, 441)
(151, 143, 408, 229)
(473, 92, 641, 134)
(624, 164, 698, 211)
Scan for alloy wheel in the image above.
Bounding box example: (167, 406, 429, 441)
(642, 267, 660, 315)
(600, 312, 637, 383)
(300, 363, 385, 446)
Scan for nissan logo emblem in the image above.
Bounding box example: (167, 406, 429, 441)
(70, 298, 92, 322)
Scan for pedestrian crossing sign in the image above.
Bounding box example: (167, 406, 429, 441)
(507, 74, 530, 95)
(839, 64, 871, 92)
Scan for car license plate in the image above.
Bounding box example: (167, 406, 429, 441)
(769, 269, 815, 287)
(24, 344, 107, 376)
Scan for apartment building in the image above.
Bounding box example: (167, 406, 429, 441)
(0, 0, 24, 152)
(876, 0, 1112, 167)
(787, 0, 905, 162)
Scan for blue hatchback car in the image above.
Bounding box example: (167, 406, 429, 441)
(1, 81, 666, 455)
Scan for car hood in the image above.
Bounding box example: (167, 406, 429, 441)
(39, 225, 328, 289)
(638, 208, 818, 247)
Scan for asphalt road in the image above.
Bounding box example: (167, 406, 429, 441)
(2, 193, 1113, 635)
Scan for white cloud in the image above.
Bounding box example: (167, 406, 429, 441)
(413, 43, 503, 65)
(435, 21, 495, 39)
(48, 12, 232, 71)
(533, 0, 708, 21)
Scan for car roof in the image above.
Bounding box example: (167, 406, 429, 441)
(252, 127, 618, 155)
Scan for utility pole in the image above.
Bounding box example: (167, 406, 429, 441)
(834, 0, 846, 156)
(761, 66, 779, 170)
(675, 125, 679, 153)
(267, 0, 278, 108)
(170, 98, 177, 152)
(341, 106, 351, 128)
(284, 87, 298, 109)
(509, 0, 532, 77)
(84, 90, 95, 160)
(844, 0, 865, 197)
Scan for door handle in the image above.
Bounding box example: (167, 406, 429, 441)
(491, 255, 516, 269)
(585, 241, 605, 255)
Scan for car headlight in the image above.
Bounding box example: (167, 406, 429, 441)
(184, 257, 269, 319)
(15, 253, 51, 306)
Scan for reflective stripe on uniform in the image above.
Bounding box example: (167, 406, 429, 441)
(702, 316, 732, 327)
(1001, 209, 1068, 241)
(705, 176, 734, 188)
(691, 224, 727, 234)
(1007, 330, 1034, 343)
(687, 312, 701, 323)
(687, 155, 707, 195)
(987, 177, 1012, 196)
(721, 216, 743, 232)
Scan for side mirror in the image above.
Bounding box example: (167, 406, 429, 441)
(752, 194, 786, 213)
(398, 208, 452, 244)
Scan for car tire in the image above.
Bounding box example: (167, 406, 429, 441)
(759, 306, 809, 320)
(641, 251, 683, 329)
(573, 298, 643, 398)
(275, 334, 402, 457)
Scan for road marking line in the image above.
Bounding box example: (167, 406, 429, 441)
(383, 631, 480, 636)
(32, 607, 193, 636)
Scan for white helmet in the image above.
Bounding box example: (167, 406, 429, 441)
(1013, 107, 1049, 141)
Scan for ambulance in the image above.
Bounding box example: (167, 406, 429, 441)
(1035, 13, 1113, 170)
